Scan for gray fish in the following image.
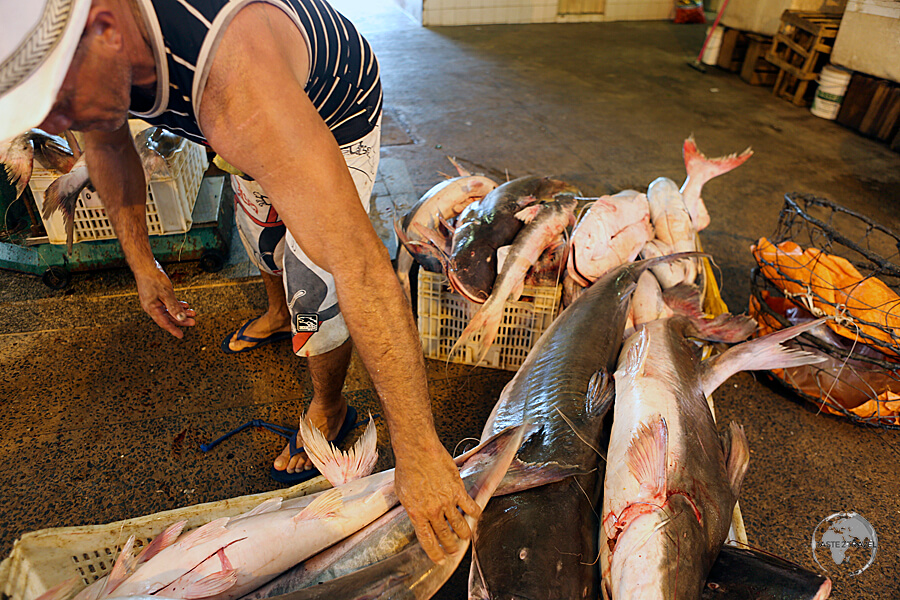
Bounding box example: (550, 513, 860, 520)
(702, 546, 832, 600)
(600, 317, 827, 599)
(468, 255, 698, 600)
(447, 176, 580, 303)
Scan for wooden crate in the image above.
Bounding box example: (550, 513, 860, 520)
(716, 28, 748, 73)
(766, 11, 843, 106)
(740, 34, 778, 86)
(836, 72, 900, 150)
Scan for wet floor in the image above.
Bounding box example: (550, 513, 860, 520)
(1, 1, 899, 599)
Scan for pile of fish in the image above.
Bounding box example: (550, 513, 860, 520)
(0, 127, 182, 250)
(395, 137, 754, 366)
(36, 255, 834, 600)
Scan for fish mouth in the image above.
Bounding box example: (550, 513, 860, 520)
(448, 267, 488, 304)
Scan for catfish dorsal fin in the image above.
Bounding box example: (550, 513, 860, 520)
(626, 417, 668, 501)
(176, 517, 230, 549)
(585, 369, 614, 419)
(295, 488, 343, 522)
(135, 520, 187, 565)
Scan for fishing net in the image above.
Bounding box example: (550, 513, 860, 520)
(749, 193, 900, 429)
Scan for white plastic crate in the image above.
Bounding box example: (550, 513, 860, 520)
(0, 478, 328, 600)
(417, 269, 562, 371)
(29, 138, 208, 245)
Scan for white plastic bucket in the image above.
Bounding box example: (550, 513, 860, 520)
(810, 64, 853, 120)
(701, 27, 725, 65)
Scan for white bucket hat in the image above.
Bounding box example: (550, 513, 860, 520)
(0, 0, 92, 142)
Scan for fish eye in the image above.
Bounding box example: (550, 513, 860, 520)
(518, 548, 528, 560)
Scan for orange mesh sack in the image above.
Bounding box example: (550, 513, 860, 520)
(749, 194, 900, 429)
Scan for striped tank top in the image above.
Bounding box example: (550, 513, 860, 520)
(129, 0, 382, 146)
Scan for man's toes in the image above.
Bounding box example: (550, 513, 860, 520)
(273, 450, 289, 471)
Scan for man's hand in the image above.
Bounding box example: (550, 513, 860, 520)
(134, 260, 196, 338)
(394, 442, 481, 563)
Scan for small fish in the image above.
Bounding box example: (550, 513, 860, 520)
(451, 196, 577, 365)
(447, 176, 580, 303)
(680, 136, 752, 231)
(600, 315, 827, 600)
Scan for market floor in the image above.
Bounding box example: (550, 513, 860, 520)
(2, 1, 899, 599)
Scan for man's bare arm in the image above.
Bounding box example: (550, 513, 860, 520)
(83, 125, 196, 336)
(198, 4, 479, 562)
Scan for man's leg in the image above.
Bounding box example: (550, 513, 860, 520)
(273, 338, 352, 473)
(272, 118, 382, 475)
(224, 271, 291, 352)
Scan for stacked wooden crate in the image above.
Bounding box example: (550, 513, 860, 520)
(837, 73, 900, 152)
(715, 28, 777, 86)
(765, 11, 843, 106)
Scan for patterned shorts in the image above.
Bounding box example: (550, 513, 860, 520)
(232, 119, 381, 357)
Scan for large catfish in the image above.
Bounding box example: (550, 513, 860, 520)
(447, 176, 580, 303)
(468, 255, 695, 600)
(600, 316, 826, 599)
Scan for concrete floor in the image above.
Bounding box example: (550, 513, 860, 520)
(2, 1, 899, 599)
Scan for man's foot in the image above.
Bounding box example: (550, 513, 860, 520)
(273, 400, 349, 474)
(223, 313, 291, 353)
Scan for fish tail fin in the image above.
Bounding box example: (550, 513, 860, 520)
(0, 138, 34, 199)
(447, 155, 471, 177)
(135, 519, 187, 564)
(43, 167, 89, 251)
(683, 136, 753, 186)
(700, 318, 829, 397)
(295, 488, 343, 522)
(627, 417, 668, 502)
(458, 299, 504, 366)
(300, 412, 377, 486)
(723, 422, 750, 497)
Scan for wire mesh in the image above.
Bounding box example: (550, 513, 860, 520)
(749, 193, 900, 429)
